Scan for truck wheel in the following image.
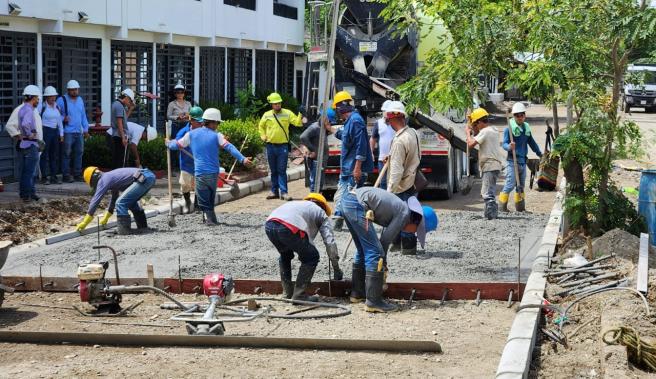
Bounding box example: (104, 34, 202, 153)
(439, 149, 455, 199)
(321, 190, 335, 201)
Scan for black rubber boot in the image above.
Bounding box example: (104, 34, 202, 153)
(132, 209, 148, 229)
(400, 235, 417, 255)
(116, 215, 132, 235)
(279, 259, 294, 299)
(291, 264, 319, 302)
(484, 200, 498, 220)
(389, 235, 401, 252)
(364, 271, 398, 313)
(349, 264, 366, 303)
(183, 192, 192, 214)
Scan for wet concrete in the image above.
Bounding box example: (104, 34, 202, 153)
(3, 209, 548, 283)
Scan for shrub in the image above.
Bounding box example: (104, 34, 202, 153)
(217, 117, 264, 170)
(198, 100, 236, 121)
(138, 136, 167, 171)
(83, 134, 112, 169)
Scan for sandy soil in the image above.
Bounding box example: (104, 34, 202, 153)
(0, 292, 514, 378)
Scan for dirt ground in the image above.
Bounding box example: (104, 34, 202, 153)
(0, 291, 514, 378)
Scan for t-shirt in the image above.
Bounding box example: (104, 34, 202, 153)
(106, 121, 144, 146)
(474, 126, 504, 172)
(372, 118, 395, 161)
(110, 100, 127, 136)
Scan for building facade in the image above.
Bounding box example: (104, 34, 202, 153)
(0, 0, 306, 181)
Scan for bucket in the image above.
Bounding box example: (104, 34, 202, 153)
(217, 167, 226, 188)
(638, 169, 656, 246)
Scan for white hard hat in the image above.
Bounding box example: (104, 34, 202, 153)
(511, 102, 527, 114)
(385, 101, 407, 117)
(146, 125, 158, 141)
(174, 83, 185, 91)
(43, 86, 58, 97)
(22, 85, 42, 97)
(66, 80, 80, 89)
(381, 100, 393, 112)
(202, 108, 222, 122)
(121, 88, 135, 102)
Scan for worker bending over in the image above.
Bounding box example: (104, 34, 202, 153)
(300, 106, 336, 192)
(339, 187, 437, 312)
(175, 106, 204, 213)
(466, 108, 504, 220)
(76, 166, 156, 235)
(265, 193, 342, 302)
(167, 108, 252, 225)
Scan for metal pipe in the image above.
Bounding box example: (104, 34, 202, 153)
(561, 272, 619, 288)
(203, 296, 219, 321)
(105, 285, 192, 311)
(545, 265, 614, 276)
(92, 245, 120, 285)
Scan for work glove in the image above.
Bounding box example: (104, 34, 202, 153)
(76, 214, 94, 232)
(331, 259, 344, 281)
(326, 244, 343, 280)
(99, 211, 112, 226)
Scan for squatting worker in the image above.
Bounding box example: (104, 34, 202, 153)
(265, 193, 342, 302)
(258, 92, 304, 201)
(57, 80, 90, 183)
(385, 101, 421, 255)
(16, 85, 43, 203)
(466, 108, 504, 220)
(174, 106, 204, 214)
(331, 90, 374, 231)
(76, 166, 156, 235)
(110, 88, 136, 169)
(167, 108, 252, 225)
(370, 100, 395, 190)
(39, 86, 64, 185)
(339, 187, 437, 313)
(299, 106, 336, 192)
(500, 102, 542, 212)
(166, 83, 191, 140)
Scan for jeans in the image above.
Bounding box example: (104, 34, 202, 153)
(341, 192, 384, 271)
(265, 220, 320, 266)
(40, 127, 60, 178)
(395, 187, 418, 242)
(502, 161, 526, 194)
(63, 133, 84, 177)
(481, 170, 500, 202)
(19, 145, 39, 199)
(114, 169, 156, 216)
(266, 143, 289, 195)
(307, 158, 326, 193)
(195, 173, 218, 212)
(377, 161, 387, 190)
(334, 174, 367, 217)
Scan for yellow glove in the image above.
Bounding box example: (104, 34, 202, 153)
(76, 214, 94, 232)
(99, 212, 112, 226)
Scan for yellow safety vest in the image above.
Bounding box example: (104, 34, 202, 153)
(258, 109, 303, 144)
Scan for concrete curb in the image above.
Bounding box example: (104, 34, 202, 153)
(495, 179, 566, 379)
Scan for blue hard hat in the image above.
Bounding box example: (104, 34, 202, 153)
(422, 205, 438, 232)
(324, 107, 337, 124)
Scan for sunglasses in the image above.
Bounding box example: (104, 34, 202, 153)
(478, 116, 489, 123)
(514, 112, 526, 117)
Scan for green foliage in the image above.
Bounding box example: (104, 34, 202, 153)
(235, 83, 266, 120)
(217, 117, 264, 170)
(595, 185, 647, 236)
(138, 136, 167, 171)
(83, 134, 112, 169)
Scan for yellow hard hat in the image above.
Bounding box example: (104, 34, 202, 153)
(332, 91, 353, 109)
(468, 108, 490, 125)
(267, 92, 283, 104)
(304, 193, 332, 216)
(83, 166, 100, 188)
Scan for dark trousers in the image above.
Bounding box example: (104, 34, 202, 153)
(111, 136, 125, 169)
(40, 127, 60, 178)
(266, 143, 289, 195)
(265, 220, 320, 266)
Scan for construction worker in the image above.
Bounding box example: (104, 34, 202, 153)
(258, 92, 304, 201)
(385, 101, 421, 255)
(167, 108, 252, 225)
(110, 88, 136, 169)
(339, 187, 438, 312)
(107, 122, 157, 168)
(331, 90, 374, 230)
(466, 108, 504, 220)
(57, 80, 90, 183)
(39, 86, 64, 185)
(500, 103, 542, 212)
(370, 100, 394, 190)
(76, 166, 156, 235)
(299, 106, 336, 192)
(175, 106, 204, 214)
(15, 85, 43, 203)
(265, 193, 342, 301)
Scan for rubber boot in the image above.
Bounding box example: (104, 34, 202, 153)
(279, 259, 294, 299)
(514, 192, 526, 212)
(364, 271, 398, 313)
(484, 200, 499, 220)
(204, 210, 218, 226)
(389, 235, 401, 252)
(116, 215, 132, 235)
(132, 209, 148, 229)
(183, 192, 192, 214)
(498, 192, 509, 213)
(291, 264, 319, 302)
(400, 235, 417, 256)
(349, 264, 366, 303)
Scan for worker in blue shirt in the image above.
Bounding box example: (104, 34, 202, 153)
(331, 90, 374, 230)
(167, 108, 253, 225)
(57, 80, 89, 183)
(500, 103, 542, 212)
(175, 106, 204, 214)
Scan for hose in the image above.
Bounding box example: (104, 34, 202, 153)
(106, 285, 195, 311)
(603, 326, 656, 372)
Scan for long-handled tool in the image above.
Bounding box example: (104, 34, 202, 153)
(165, 121, 176, 227)
(226, 135, 250, 182)
(459, 142, 473, 195)
(506, 112, 526, 212)
(177, 148, 240, 198)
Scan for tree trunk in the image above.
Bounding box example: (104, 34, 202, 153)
(551, 97, 559, 137)
(563, 158, 588, 233)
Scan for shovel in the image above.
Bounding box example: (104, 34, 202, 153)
(506, 112, 525, 212)
(165, 121, 176, 227)
(460, 142, 473, 195)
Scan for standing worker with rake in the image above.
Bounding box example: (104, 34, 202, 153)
(499, 103, 542, 212)
(174, 106, 204, 214)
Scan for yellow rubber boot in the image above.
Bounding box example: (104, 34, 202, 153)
(498, 192, 509, 213)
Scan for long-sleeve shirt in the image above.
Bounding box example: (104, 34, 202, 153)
(335, 110, 374, 177)
(40, 103, 64, 137)
(299, 121, 329, 159)
(18, 103, 38, 149)
(502, 120, 542, 164)
(387, 126, 420, 194)
(167, 100, 191, 122)
(258, 109, 303, 144)
(56, 95, 89, 134)
(169, 127, 245, 176)
(266, 201, 338, 258)
(6, 103, 43, 140)
(371, 118, 395, 162)
(87, 168, 140, 215)
(354, 187, 411, 253)
(174, 123, 195, 174)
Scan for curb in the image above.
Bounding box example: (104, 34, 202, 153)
(495, 179, 566, 379)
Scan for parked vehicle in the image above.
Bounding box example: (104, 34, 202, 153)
(623, 64, 656, 112)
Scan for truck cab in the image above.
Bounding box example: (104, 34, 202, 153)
(623, 64, 656, 112)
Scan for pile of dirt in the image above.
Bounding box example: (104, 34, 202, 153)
(592, 228, 655, 268)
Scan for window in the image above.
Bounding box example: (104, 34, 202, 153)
(111, 41, 152, 125)
(295, 69, 304, 103)
(226, 48, 252, 104)
(200, 47, 225, 104)
(255, 50, 275, 94)
(273, 3, 297, 20)
(156, 44, 194, 128)
(277, 52, 295, 97)
(224, 0, 256, 11)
